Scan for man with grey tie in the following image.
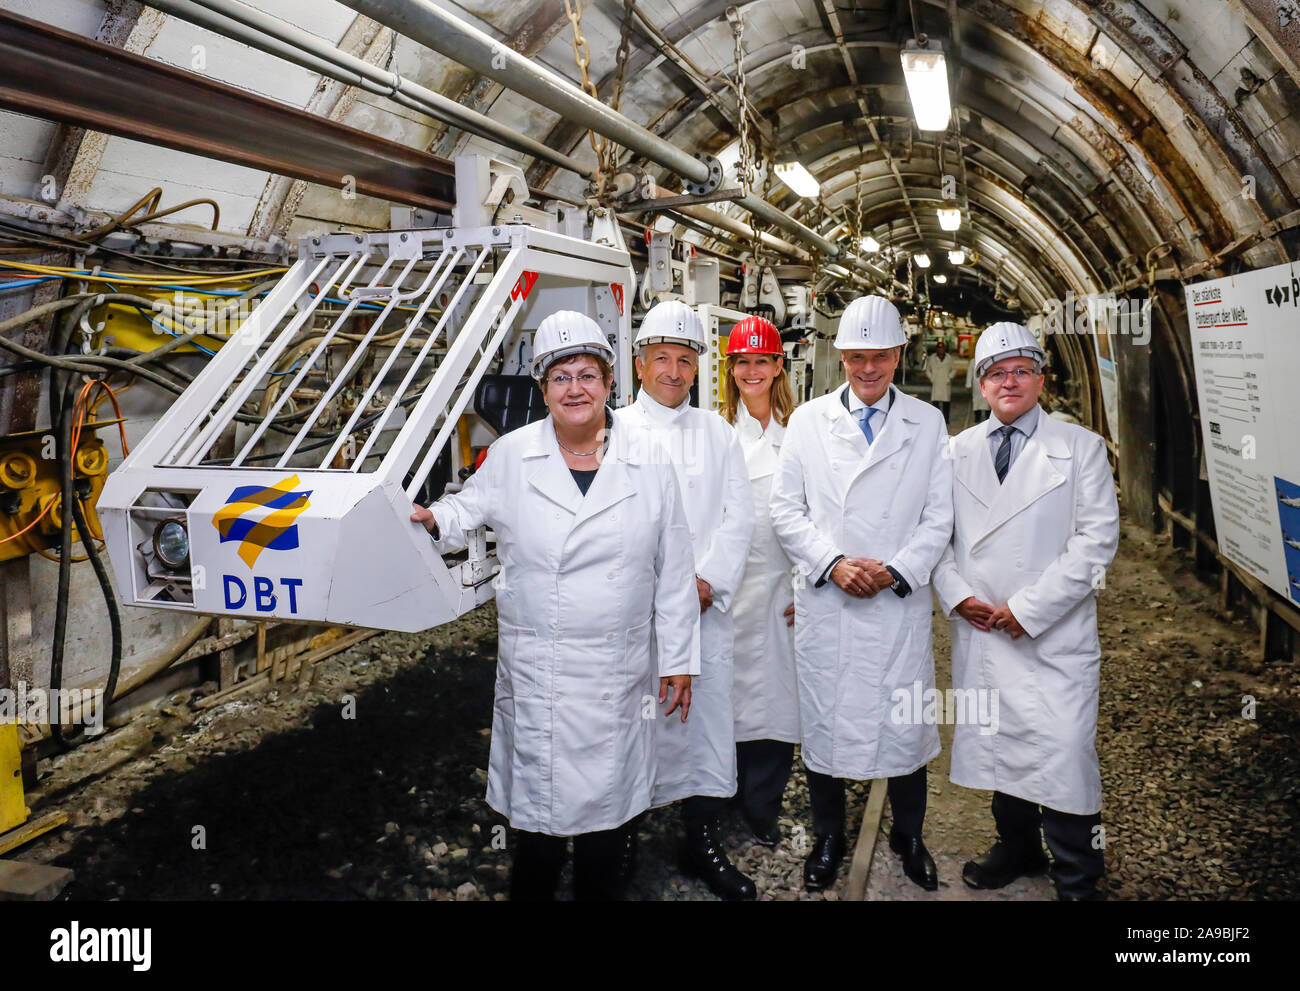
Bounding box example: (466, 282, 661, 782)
(933, 322, 1119, 901)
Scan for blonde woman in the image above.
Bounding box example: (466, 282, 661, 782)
(721, 315, 800, 845)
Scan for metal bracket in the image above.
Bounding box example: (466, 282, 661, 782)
(682, 152, 724, 196)
(621, 186, 745, 212)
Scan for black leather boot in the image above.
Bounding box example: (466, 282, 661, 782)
(962, 838, 1050, 890)
(803, 832, 847, 891)
(742, 810, 781, 846)
(888, 826, 938, 891)
(681, 818, 757, 901)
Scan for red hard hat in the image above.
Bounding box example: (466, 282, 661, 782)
(726, 315, 783, 355)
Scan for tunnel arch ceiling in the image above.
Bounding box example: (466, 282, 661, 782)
(498, 0, 1300, 313)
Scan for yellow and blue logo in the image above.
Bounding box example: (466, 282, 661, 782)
(212, 474, 312, 569)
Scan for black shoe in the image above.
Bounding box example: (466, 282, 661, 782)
(743, 811, 780, 847)
(803, 832, 847, 891)
(962, 840, 1050, 890)
(888, 826, 938, 891)
(680, 819, 757, 902)
(1057, 887, 1106, 901)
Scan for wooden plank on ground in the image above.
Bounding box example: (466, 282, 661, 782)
(0, 811, 69, 857)
(846, 778, 887, 901)
(0, 858, 74, 900)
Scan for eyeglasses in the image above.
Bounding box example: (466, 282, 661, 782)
(983, 367, 1039, 384)
(547, 372, 603, 386)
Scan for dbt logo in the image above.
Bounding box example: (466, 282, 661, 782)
(212, 474, 312, 568)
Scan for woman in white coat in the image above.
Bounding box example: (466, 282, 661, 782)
(720, 316, 800, 845)
(411, 311, 698, 901)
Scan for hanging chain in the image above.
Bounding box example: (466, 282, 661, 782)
(563, 0, 606, 198)
(610, 0, 636, 116)
(729, 8, 755, 197)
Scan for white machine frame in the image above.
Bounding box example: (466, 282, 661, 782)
(98, 157, 634, 633)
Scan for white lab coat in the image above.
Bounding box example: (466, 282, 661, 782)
(770, 384, 953, 779)
(965, 361, 989, 412)
(925, 352, 956, 402)
(729, 403, 799, 744)
(428, 415, 698, 835)
(931, 410, 1119, 815)
(616, 391, 754, 803)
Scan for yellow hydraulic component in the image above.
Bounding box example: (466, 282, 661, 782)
(0, 427, 113, 562)
(0, 722, 28, 834)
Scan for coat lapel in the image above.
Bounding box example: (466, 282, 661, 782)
(846, 386, 914, 488)
(973, 411, 1071, 546)
(571, 447, 637, 530)
(523, 418, 582, 518)
(736, 403, 781, 481)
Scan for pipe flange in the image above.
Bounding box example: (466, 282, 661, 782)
(682, 153, 723, 196)
(0, 452, 37, 491)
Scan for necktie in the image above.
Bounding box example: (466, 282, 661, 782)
(994, 424, 1017, 483)
(857, 406, 878, 445)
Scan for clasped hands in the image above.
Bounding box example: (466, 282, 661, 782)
(830, 557, 893, 598)
(955, 596, 1027, 639)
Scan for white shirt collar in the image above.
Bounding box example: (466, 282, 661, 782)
(845, 382, 893, 416)
(987, 402, 1041, 438)
(635, 387, 691, 423)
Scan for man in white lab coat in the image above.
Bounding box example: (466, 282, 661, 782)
(615, 299, 757, 901)
(932, 322, 1119, 901)
(770, 294, 953, 892)
(924, 338, 956, 424)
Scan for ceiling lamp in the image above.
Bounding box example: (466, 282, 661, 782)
(861, 235, 880, 253)
(937, 205, 962, 231)
(900, 38, 951, 132)
(914, 252, 932, 268)
(933, 273, 948, 284)
(773, 161, 820, 198)
(948, 248, 967, 265)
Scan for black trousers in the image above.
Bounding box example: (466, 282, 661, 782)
(931, 399, 950, 423)
(736, 739, 795, 824)
(991, 790, 1104, 897)
(680, 793, 730, 826)
(510, 818, 638, 901)
(807, 765, 928, 838)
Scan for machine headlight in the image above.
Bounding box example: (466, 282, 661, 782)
(152, 519, 190, 570)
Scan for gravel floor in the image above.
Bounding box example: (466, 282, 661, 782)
(18, 513, 1298, 901)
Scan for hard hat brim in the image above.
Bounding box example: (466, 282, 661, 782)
(634, 335, 708, 355)
(975, 347, 1046, 378)
(532, 343, 616, 379)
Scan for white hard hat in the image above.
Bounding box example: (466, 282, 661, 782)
(834, 295, 907, 349)
(974, 322, 1046, 378)
(530, 310, 615, 380)
(634, 299, 708, 354)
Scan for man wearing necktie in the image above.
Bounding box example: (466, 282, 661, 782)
(932, 322, 1119, 901)
(770, 295, 954, 892)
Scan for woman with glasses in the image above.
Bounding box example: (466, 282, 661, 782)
(411, 310, 698, 900)
(719, 315, 800, 846)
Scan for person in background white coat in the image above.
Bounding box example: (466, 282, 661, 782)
(411, 311, 698, 901)
(932, 322, 1119, 901)
(770, 295, 953, 893)
(615, 299, 756, 901)
(924, 337, 956, 423)
(719, 315, 799, 846)
(965, 350, 990, 423)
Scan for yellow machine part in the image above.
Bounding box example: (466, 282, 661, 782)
(90, 288, 233, 356)
(0, 428, 111, 563)
(0, 722, 28, 833)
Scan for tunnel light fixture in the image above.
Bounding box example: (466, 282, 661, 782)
(861, 235, 881, 253)
(774, 161, 820, 198)
(914, 252, 932, 268)
(948, 248, 967, 265)
(933, 273, 948, 284)
(901, 38, 952, 132)
(937, 206, 962, 231)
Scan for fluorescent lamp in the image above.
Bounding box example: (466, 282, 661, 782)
(901, 39, 951, 132)
(933, 273, 948, 284)
(774, 161, 820, 198)
(937, 206, 962, 231)
(861, 235, 880, 253)
(948, 249, 967, 265)
(914, 252, 931, 268)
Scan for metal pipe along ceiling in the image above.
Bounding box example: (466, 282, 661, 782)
(334, 0, 892, 278)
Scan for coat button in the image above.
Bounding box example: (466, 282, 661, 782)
(883, 511, 890, 518)
(606, 633, 614, 641)
(688, 480, 696, 488)
(1016, 560, 1024, 568)
(601, 692, 611, 700)
(607, 571, 616, 580)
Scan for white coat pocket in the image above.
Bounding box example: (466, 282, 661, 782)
(497, 623, 537, 699)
